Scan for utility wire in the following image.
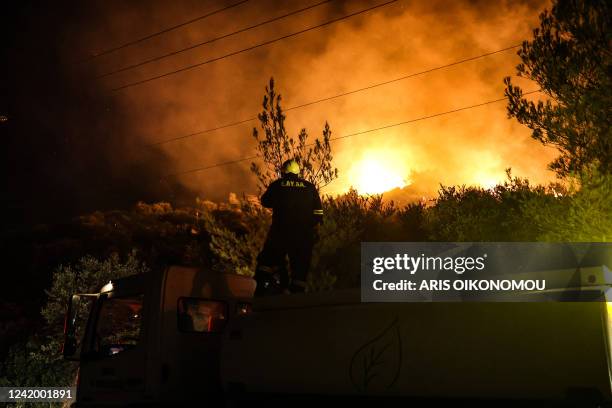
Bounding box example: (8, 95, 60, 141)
(163, 90, 541, 178)
(98, 0, 335, 78)
(148, 44, 521, 146)
(77, 0, 250, 63)
(111, 0, 399, 91)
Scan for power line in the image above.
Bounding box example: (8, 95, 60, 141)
(97, 0, 336, 79)
(111, 0, 400, 91)
(150, 118, 257, 146)
(148, 44, 521, 146)
(77, 0, 250, 63)
(163, 90, 541, 178)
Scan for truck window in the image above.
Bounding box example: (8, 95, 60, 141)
(95, 295, 144, 356)
(63, 294, 96, 359)
(177, 298, 227, 333)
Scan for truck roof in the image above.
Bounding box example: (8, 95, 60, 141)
(254, 288, 361, 311)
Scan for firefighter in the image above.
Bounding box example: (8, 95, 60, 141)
(254, 159, 323, 296)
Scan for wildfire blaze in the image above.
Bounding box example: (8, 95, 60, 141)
(74, 0, 556, 203)
(346, 149, 411, 194)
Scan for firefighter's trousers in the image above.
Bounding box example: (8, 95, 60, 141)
(255, 228, 315, 290)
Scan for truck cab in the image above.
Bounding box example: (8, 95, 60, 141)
(63, 266, 254, 406)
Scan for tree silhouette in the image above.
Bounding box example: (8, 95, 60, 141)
(504, 0, 611, 177)
(250, 78, 338, 192)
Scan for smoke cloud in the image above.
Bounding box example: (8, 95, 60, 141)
(4, 0, 558, 224)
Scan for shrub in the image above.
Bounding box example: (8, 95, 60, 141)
(523, 169, 612, 241)
(0, 253, 148, 406)
(201, 196, 270, 277)
(426, 170, 561, 241)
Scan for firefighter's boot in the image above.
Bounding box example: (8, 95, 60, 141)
(254, 266, 284, 297)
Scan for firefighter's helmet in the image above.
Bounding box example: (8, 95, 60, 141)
(282, 159, 300, 175)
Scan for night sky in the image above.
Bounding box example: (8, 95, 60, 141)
(1, 0, 555, 228)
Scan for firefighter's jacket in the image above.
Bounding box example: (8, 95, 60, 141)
(261, 174, 323, 234)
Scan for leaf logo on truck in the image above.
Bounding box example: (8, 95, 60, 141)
(349, 316, 402, 392)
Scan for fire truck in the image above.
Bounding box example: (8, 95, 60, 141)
(63, 265, 612, 407)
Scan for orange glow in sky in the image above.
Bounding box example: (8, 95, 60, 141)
(80, 0, 557, 202)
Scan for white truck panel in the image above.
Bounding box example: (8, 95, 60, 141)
(222, 289, 612, 402)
